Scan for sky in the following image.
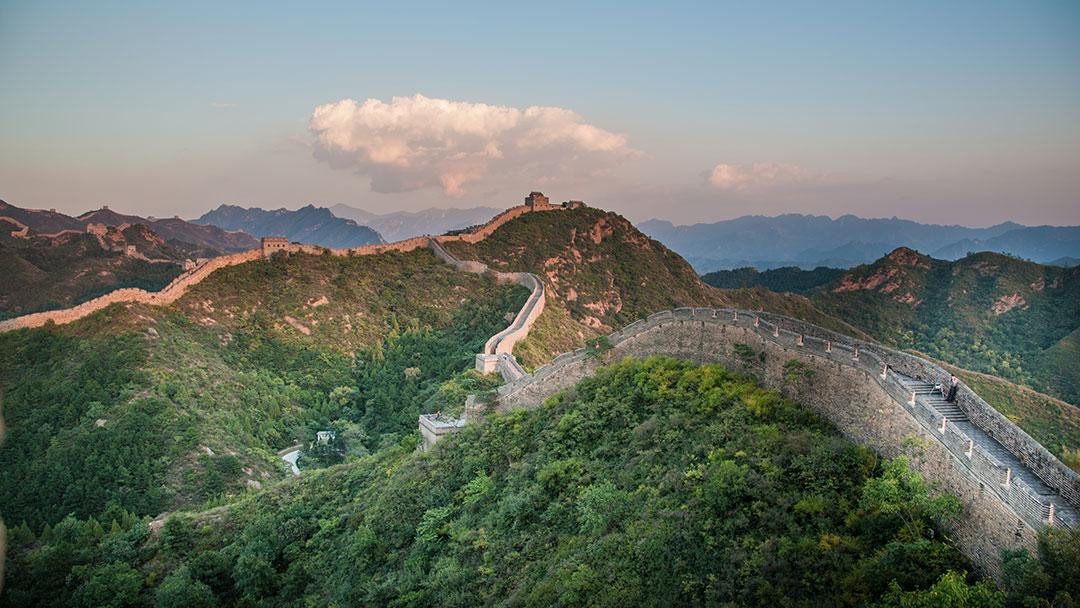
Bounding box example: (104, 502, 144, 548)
(1, 0, 1078, 226)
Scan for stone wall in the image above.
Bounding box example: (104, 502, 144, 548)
(0, 249, 263, 331)
(0, 201, 554, 334)
(750, 311, 1080, 510)
(436, 202, 562, 245)
(478, 307, 1080, 581)
(483, 272, 545, 356)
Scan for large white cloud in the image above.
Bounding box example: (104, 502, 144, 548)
(309, 94, 637, 197)
(707, 162, 815, 192)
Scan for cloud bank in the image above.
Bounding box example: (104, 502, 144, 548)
(707, 162, 815, 192)
(309, 94, 638, 197)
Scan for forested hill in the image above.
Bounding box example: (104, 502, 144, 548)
(0, 247, 529, 534)
(443, 206, 867, 367)
(809, 248, 1080, 406)
(702, 265, 845, 293)
(5, 357, 1075, 606)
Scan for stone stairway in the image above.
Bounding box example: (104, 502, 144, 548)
(895, 374, 1078, 529)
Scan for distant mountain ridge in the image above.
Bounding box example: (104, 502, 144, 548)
(196, 204, 384, 248)
(0, 199, 258, 253)
(639, 213, 1080, 272)
(776, 247, 1080, 407)
(329, 203, 502, 242)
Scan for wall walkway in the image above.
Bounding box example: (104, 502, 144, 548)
(429, 307, 1080, 580)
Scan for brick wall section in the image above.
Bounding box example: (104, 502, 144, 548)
(481, 307, 1080, 582)
(749, 311, 1080, 509)
(428, 238, 545, 375)
(0, 249, 263, 331)
(0, 203, 559, 333)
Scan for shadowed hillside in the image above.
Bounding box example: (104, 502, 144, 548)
(0, 221, 184, 318)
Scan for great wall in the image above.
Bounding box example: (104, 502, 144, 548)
(0, 192, 568, 333)
(422, 302, 1080, 583)
(4, 194, 1078, 582)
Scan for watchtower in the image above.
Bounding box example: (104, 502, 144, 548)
(261, 236, 289, 258)
(524, 191, 550, 209)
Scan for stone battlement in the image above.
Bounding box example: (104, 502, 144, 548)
(428, 306, 1079, 582)
(0, 195, 572, 333)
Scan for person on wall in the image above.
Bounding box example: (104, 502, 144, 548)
(946, 375, 960, 402)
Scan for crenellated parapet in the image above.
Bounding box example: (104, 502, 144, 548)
(428, 306, 1079, 581)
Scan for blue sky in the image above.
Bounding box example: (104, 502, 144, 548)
(1, 0, 1078, 225)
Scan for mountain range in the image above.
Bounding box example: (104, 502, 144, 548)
(196, 204, 384, 248)
(329, 203, 502, 242)
(639, 213, 1080, 272)
(2, 200, 1077, 606)
(0, 199, 259, 253)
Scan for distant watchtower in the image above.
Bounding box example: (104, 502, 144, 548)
(261, 236, 289, 258)
(524, 191, 550, 209)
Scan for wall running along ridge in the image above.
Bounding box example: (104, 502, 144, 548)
(0, 200, 555, 454)
(0, 203, 558, 333)
(429, 307, 1080, 582)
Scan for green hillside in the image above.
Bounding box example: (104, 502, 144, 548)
(11, 357, 1075, 607)
(810, 248, 1080, 406)
(702, 265, 845, 293)
(0, 248, 528, 531)
(445, 207, 867, 368)
(0, 222, 184, 319)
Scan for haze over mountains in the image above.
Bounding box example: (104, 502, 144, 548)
(195, 204, 384, 248)
(330, 203, 502, 242)
(640, 214, 1080, 272)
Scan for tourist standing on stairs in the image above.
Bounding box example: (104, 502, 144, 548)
(946, 375, 960, 402)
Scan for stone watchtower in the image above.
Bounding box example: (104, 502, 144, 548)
(261, 236, 289, 258)
(524, 191, 550, 209)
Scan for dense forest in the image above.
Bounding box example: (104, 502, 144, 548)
(4, 358, 1076, 606)
(0, 250, 528, 532)
(701, 265, 844, 294)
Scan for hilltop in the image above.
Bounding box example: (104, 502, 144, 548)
(196, 204, 384, 248)
(444, 206, 867, 366)
(811, 248, 1080, 404)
